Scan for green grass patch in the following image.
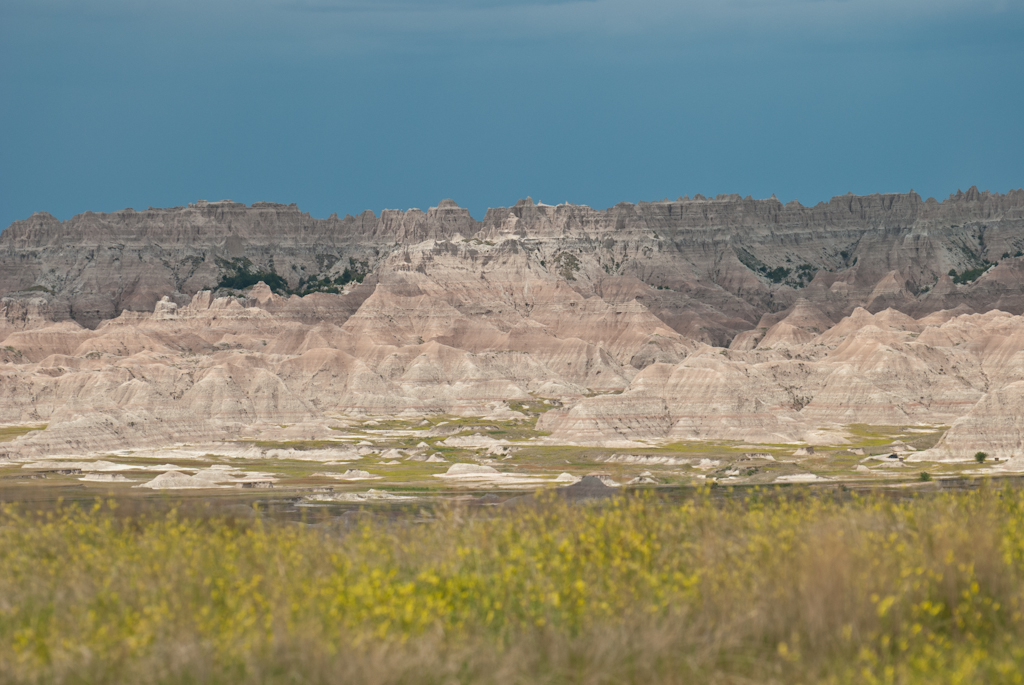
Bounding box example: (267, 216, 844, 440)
(245, 439, 350, 451)
(0, 424, 46, 442)
(843, 424, 948, 451)
(507, 399, 559, 416)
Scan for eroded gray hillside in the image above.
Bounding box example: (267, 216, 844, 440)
(2, 189, 1024, 344)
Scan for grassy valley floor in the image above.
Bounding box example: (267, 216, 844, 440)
(0, 418, 982, 507)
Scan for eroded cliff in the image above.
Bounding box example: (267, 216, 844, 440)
(4, 189, 1024, 339)
(3, 188, 1024, 462)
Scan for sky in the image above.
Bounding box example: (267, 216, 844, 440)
(1, 0, 1023, 228)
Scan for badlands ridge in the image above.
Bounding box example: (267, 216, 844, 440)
(3, 188, 1024, 465)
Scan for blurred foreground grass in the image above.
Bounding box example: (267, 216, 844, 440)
(2, 487, 1024, 684)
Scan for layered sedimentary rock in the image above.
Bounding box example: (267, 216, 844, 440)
(538, 307, 1024, 451)
(4, 189, 1024, 338)
(3, 188, 1024, 460)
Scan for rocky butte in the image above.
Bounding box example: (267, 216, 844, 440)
(3, 188, 1024, 469)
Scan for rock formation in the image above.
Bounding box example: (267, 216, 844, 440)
(2, 188, 1024, 461)
(3, 189, 1024, 338)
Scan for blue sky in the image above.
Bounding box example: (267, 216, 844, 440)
(1, 0, 1022, 227)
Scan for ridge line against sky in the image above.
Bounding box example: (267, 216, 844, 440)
(8, 185, 1024, 228)
(1, 0, 1022, 229)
